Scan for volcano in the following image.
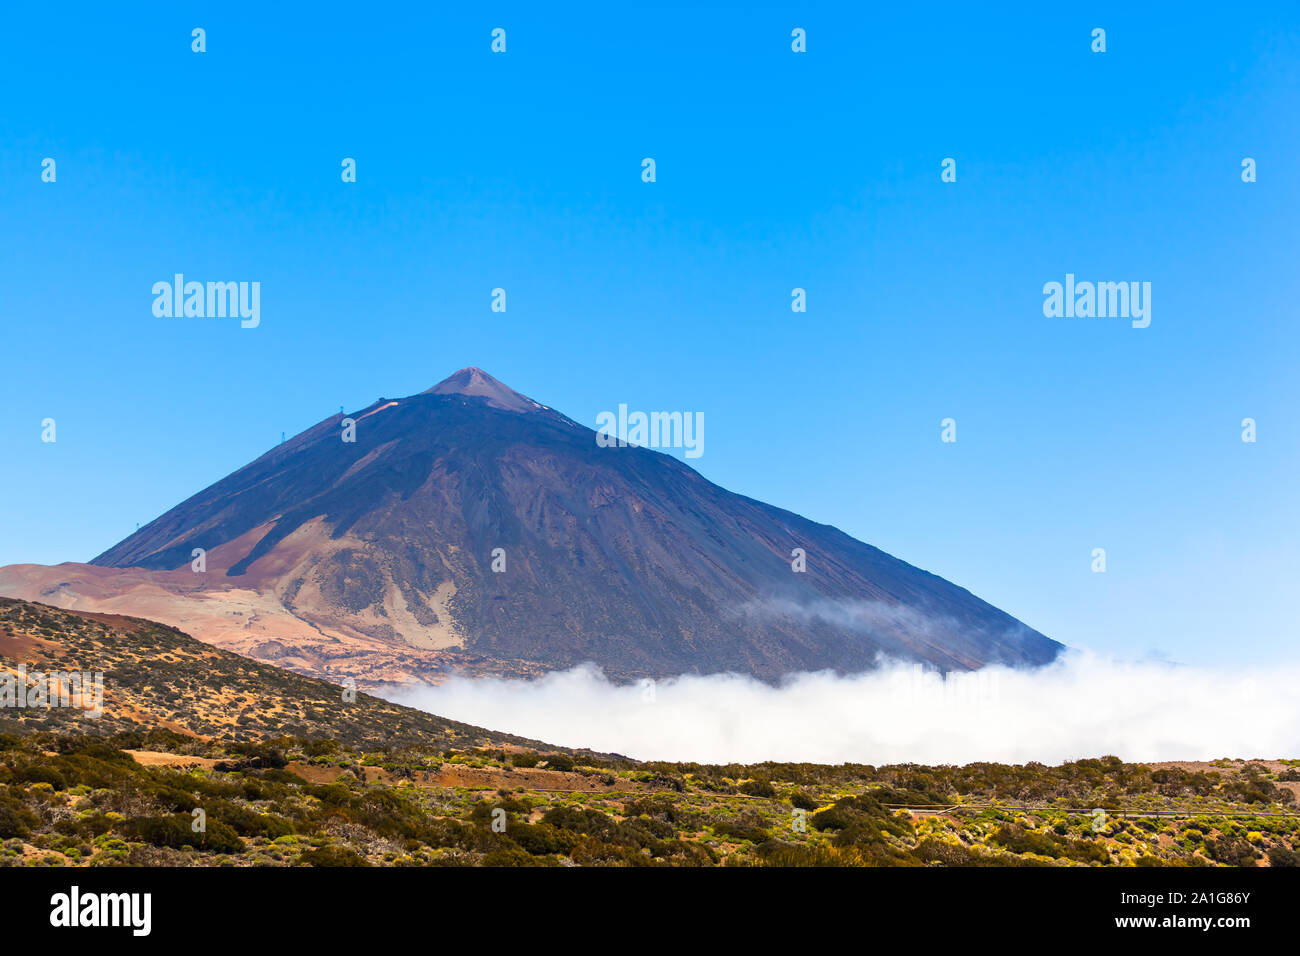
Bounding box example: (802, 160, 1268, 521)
(2, 368, 1061, 684)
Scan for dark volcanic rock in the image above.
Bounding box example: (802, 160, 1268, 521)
(91, 368, 1062, 679)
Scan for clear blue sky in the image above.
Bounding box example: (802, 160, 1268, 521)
(2, 3, 1297, 666)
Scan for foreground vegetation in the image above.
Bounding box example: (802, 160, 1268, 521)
(2, 732, 1297, 867)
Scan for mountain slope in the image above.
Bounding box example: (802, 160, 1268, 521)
(71, 368, 1061, 681)
(0, 597, 566, 750)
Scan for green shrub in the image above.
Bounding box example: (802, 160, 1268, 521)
(16, 765, 67, 790)
(508, 823, 580, 856)
(300, 845, 369, 866)
(788, 790, 819, 811)
(124, 814, 243, 854)
(1205, 835, 1257, 866)
(483, 844, 558, 866)
(712, 820, 770, 843)
(1267, 845, 1300, 867)
(0, 799, 39, 839)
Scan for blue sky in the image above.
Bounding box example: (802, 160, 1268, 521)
(2, 3, 1297, 666)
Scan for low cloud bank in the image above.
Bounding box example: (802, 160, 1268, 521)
(378, 651, 1300, 765)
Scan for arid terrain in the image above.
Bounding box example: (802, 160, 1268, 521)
(0, 598, 559, 750)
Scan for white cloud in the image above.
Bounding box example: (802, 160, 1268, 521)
(377, 651, 1300, 765)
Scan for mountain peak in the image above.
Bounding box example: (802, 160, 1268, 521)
(75, 368, 1061, 683)
(422, 367, 542, 413)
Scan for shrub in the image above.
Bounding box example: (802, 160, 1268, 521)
(509, 823, 580, 856)
(1267, 846, 1300, 867)
(299, 845, 369, 867)
(788, 790, 819, 811)
(712, 820, 770, 843)
(569, 839, 657, 867)
(915, 838, 974, 866)
(483, 843, 561, 866)
(0, 799, 39, 839)
(124, 814, 243, 854)
(1205, 835, 1257, 866)
(16, 765, 67, 791)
